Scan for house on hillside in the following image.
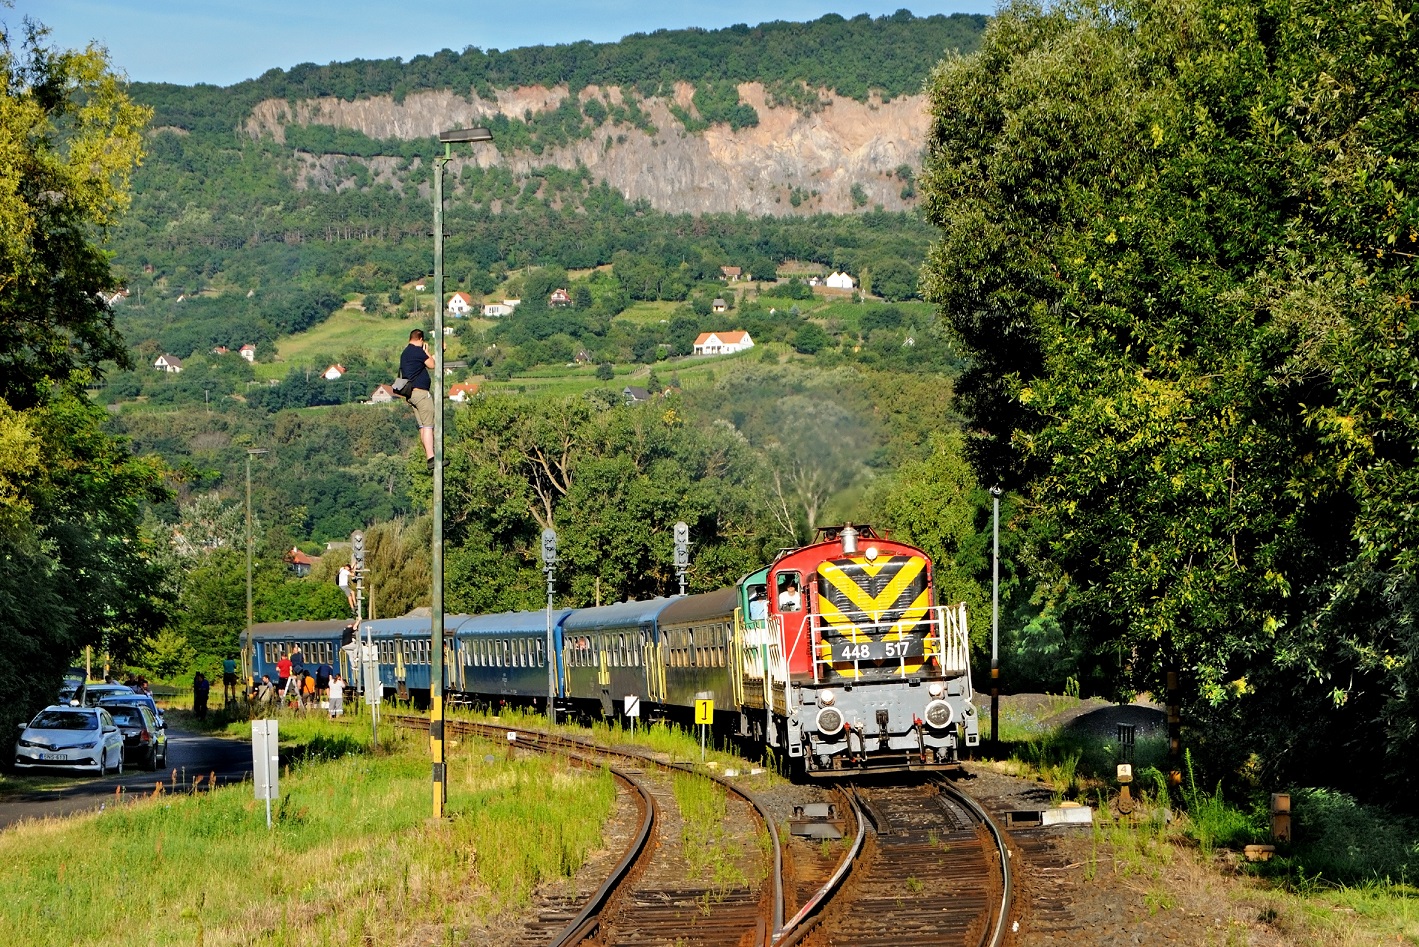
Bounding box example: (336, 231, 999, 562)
(448, 382, 480, 403)
(720, 265, 743, 281)
(212, 346, 230, 356)
(323, 364, 346, 380)
(240, 344, 256, 363)
(369, 384, 396, 404)
(154, 354, 183, 373)
(285, 547, 316, 577)
(549, 288, 572, 308)
(825, 271, 855, 290)
(711, 298, 728, 313)
(693, 331, 755, 356)
(622, 386, 651, 404)
(447, 292, 475, 316)
(482, 302, 515, 317)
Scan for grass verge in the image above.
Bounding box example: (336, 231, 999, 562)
(4, 716, 614, 946)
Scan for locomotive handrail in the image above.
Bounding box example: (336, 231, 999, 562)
(808, 604, 970, 682)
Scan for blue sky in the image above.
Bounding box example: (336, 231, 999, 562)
(7, 1, 994, 87)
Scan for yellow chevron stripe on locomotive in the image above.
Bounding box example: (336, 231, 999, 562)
(814, 554, 937, 678)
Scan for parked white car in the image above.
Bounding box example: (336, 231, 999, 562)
(14, 705, 125, 775)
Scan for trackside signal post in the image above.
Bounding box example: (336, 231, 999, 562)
(990, 486, 1001, 747)
(431, 126, 493, 818)
(674, 521, 690, 596)
(542, 528, 558, 722)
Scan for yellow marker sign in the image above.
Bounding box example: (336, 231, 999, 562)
(695, 699, 714, 725)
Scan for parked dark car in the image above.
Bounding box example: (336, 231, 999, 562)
(101, 703, 167, 770)
(97, 692, 164, 728)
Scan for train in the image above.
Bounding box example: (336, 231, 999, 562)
(243, 524, 981, 776)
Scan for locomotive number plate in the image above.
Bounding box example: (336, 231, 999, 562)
(834, 637, 922, 662)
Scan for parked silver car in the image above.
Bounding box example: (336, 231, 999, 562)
(14, 706, 125, 775)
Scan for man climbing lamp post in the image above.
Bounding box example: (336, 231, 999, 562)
(430, 126, 492, 818)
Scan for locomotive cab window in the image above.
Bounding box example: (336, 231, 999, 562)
(777, 572, 804, 612)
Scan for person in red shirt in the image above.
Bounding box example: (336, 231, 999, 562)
(276, 654, 292, 697)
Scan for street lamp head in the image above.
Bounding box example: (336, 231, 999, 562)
(438, 127, 493, 144)
(247, 448, 269, 456)
(989, 485, 1003, 498)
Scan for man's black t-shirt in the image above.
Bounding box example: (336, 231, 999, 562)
(400, 342, 431, 391)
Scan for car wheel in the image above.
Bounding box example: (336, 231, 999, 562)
(115, 749, 123, 776)
(98, 753, 107, 778)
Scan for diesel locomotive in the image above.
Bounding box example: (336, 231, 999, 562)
(244, 525, 980, 776)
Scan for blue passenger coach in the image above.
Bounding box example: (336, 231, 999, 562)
(560, 597, 679, 718)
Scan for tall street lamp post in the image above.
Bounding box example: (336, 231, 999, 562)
(989, 485, 1002, 747)
(245, 448, 269, 691)
(431, 126, 492, 818)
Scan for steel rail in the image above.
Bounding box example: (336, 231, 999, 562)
(471, 722, 785, 939)
(545, 760, 657, 947)
(935, 779, 1014, 947)
(770, 786, 867, 947)
(390, 716, 661, 946)
(405, 716, 783, 945)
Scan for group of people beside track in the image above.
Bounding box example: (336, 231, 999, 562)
(248, 647, 346, 717)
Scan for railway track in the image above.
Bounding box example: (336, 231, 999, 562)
(776, 777, 1012, 947)
(394, 715, 782, 946)
(392, 716, 1010, 946)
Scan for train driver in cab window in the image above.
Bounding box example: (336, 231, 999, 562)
(778, 574, 803, 612)
(748, 585, 768, 621)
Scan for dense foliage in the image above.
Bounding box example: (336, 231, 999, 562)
(129, 12, 986, 136)
(921, 0, 1419, 800)
(0, 20, 172, 731)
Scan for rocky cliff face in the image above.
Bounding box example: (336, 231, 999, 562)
(243, 83, 928, 216)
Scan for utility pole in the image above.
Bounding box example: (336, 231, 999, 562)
(990, 486, 1002, 748)
(244, 448, 268, 690)
(542, 528, 558, 723)
(430, 126, 492, 819)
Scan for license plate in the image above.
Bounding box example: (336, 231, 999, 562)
(834, 637, 922, 662)
(41, 752, 69, 761)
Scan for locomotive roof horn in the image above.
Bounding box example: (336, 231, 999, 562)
(840, 524, 859, 555)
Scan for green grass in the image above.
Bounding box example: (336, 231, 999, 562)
(260, 307, 429, 380)
(4, 716, 614, 946)
(612, 301, 684, 326)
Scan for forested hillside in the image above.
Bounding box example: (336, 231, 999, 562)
(80, 11, 1033, 700)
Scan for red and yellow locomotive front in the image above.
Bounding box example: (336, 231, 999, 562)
(765, 525, 978, 774)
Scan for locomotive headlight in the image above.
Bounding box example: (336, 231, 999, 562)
(816, 706, 844, 736)
(864, 546, 879, 562)
(819, 689, 837, 707)
(923, 699, 954, 729)
(928, 682, 945, 698)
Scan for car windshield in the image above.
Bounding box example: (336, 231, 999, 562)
(31, 710, 98, 730)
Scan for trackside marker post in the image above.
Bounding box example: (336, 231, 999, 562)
(695, 697, 713, 761)
(252, 719, 278, 829)
(626, 694, 640, 737)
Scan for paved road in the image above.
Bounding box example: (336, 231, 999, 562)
(0, 726, 253, 830)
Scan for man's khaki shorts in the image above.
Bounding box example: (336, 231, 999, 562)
(408, 387, 434, 428)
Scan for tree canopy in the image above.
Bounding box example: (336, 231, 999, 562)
(921, 0, 1419, 798)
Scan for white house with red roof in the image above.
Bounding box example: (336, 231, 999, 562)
(240, 344, 256, 363)
(448, 381, 480, 403)
(548, 288, 572, 307)
(693, 331, 755, 356)
(446, 292, 475, 316)
(368, 384, 396, 403)
(322, 363, 346, 380)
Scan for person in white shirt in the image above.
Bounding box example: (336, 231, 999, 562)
(778, 580, 802, 612)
